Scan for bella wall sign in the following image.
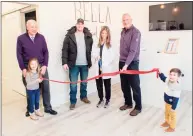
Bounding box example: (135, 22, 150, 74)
(74, 2, 111, 38)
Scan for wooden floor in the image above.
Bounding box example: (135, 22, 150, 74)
(2, 83, 192, 136)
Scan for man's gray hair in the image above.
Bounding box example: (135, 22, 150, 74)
(26, 19, 37, 27)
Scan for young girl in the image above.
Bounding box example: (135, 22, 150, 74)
(26, 58, 44, 120)
(92, 26, 114, 108)
(158, 68, 184, 132)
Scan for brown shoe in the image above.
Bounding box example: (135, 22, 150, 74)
(70, 104, 75, 110)
(161, 122, 169, 127)
(130, 109, 141, 116)
(119, 105, 133, 111)
(165, 127, 175, 132)
(81, 98, 91, 104)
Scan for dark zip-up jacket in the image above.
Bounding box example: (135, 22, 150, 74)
(62, 26, 93, 68)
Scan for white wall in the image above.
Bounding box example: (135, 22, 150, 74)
(12, 2, 192, 109)
(37, 2, 125, 107)
(2, 9, 27, 96)
(36, 2, 192, 108)
(2, 2, 30, 15)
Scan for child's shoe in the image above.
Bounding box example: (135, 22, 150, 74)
(165, 127, 175, 132)
(35, 109, 44, 117)
(161, 121, 169, 127)
(29, 112, 39, 120)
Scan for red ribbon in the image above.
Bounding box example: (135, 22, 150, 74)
(42, 68, 159, 84)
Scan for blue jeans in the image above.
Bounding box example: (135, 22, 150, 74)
(27, 89, 40, 113)
(69, 65, 89, 104)
(22, 66, 52, 111)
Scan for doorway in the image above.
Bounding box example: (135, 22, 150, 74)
(2, 4, 38, 102)
(25, 10, 36, 22)
(23, 10, 37, 32)
(20, 5, 38, 33)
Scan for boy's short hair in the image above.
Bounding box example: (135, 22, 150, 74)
(77, 18, 84, 24)
(170, 68, 184, 77)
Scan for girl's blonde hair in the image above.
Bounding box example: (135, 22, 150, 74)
(98, 26, 111, 48)
(27, 58, 41, 77)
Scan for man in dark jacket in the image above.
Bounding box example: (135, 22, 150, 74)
(62, 18, 93, 110)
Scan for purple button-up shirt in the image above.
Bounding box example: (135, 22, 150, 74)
(120, 25, 141, 66)
(16, 33, 49, 70)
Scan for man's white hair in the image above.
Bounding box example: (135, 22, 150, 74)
(122, 13, 132, 19)
(26, 19, 37, 27)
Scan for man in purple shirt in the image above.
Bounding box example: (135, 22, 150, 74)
(119, 14, 142, 116)
(17, 20, 57, 116)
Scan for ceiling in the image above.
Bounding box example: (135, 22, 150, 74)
(2, 2, 31, 15)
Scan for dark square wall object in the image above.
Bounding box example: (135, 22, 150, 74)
(149, 2, 193, 31)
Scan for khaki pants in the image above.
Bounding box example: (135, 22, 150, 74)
(165, 103, 177, 129)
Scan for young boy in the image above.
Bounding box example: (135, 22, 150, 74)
(158, 68, 184, 132)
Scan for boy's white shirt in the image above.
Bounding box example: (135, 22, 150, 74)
(165, 78, 182, 98)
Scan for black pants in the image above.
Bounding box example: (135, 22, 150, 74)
(22, 69, 52, 111)
(95, 70, 111, 101)
(119, 61, 142, 110)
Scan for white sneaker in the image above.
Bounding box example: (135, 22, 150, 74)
(35, 109, 44, 117)
(96, 100, 104, 108)
(104, 101, 110, 108)
(29, 112, 39, 120)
